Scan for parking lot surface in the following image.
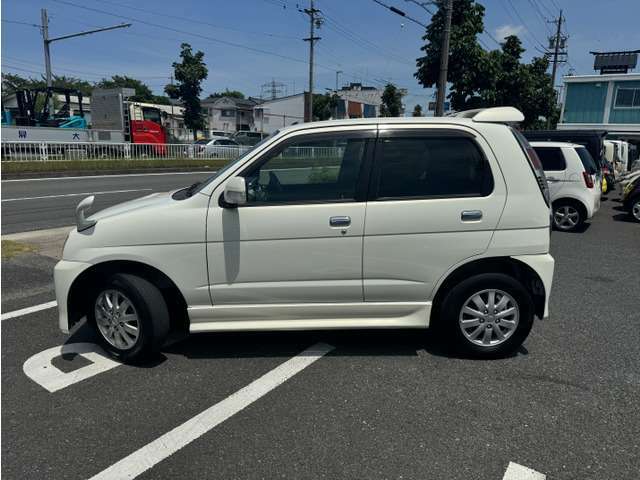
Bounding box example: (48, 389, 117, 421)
(2, 196, 639, 479)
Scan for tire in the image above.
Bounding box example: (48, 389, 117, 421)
(88, 273, 170, 363)
(552, 199, 585, 232)
(629, 196, 640, 223)
(440, 273, 535, 359)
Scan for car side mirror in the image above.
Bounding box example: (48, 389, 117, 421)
(223, 177, 247, 206)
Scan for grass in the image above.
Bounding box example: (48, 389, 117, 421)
(1, 158, 231, 174)
(1, 240, 36, 259)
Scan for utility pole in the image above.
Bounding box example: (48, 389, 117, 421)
(303, 0, 321, 122)
(547, 9, 565, 127)
(335, 70, 343, 92)
(435, 0, 453, 117)
(39, 8, 131, 113)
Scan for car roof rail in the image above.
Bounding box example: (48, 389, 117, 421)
(452, 106, 525, 123)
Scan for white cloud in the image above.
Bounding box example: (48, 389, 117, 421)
(495, 24, 526, 41)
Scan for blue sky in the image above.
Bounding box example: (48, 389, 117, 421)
(2, 0, 639, 108)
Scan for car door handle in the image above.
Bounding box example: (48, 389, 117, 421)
(461, 210, 483, 222)
(547, 176, 560, 182)
(329, 216, 351, 227)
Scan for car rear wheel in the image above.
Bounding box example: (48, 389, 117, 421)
(89, 273, 169, 363)
(441, 273, 535, 358)
(553, 201, 584, 231)
(630, 197, 640, 222)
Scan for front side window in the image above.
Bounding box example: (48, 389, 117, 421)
(534, 147, 566, 171)
(242, 133, 369, 205)
(373, 136, 493, 199)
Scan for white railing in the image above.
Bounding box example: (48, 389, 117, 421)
(0, 141, 252, 162)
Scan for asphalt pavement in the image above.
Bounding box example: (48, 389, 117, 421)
(1, 171, 215, 234)
(1, 191, 639, 479)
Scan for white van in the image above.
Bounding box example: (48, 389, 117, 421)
(55, 107, 555, 361)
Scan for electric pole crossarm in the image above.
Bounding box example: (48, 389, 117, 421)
(48, 23, 131, 43)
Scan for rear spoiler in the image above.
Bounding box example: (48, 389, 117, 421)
(452, 106, 525, 123)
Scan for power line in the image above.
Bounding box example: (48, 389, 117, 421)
(526, 0, 553, 34)
(90, 0, 299, 40)
(503, 0, 547, 49)
(1, 19, 40, 28)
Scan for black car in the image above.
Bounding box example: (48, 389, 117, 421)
(622, 176, 640, 222)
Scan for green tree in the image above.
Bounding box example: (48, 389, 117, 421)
(415, 0, 488, 111)
(379, 83, 403, 117)
(165, 43, 208, 140)
(312, 93, 339, 121)
(207, 89, 245, 99)
(1, 73, 92, 97)
(412, 104, 423, 117)
(97, 75, 171, 105)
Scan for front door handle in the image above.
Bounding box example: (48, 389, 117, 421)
(461, 210, 483, 222)
(329, 216, 351, 227)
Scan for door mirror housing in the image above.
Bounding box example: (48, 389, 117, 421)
(223, 177, 247, 206)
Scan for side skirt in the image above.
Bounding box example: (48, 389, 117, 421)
(188, 301, 431, 333)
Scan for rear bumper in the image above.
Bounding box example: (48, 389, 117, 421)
(54, 259, 92, 333)
(511, 253, 555, 319)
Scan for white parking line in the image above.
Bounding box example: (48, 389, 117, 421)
(503, 462, 546, 480)
(2, 188, 152, 203)
(1, 300, 58, 321)
(1, 171, 215, 183)
(89, 342, 334, 480)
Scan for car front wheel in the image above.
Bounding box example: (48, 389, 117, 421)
(89, 273, 170, 363)
(441, 273, 535, 358)
(629, 196, 640, 223)
(552, 201, 584, 231)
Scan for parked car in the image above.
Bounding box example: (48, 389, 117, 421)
(233, 131, 268, 146)
(55, 107, 554, 362)
(194, 136, 240, 157)
(531, 141, 600, 231)
(622, 176, 640, 222)
(523, 129, 606, 173)
(600, 158, 616, 193)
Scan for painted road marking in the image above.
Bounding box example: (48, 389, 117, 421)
(23, 342, 121, 393)
(1, 300, 58, 321)
(503, 462, 546, 480)
(2, 188, 152, 203)
(1, 171, 215, 183)
(88, 342, 334, 480)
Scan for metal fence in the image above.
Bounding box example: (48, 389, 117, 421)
(0, 141, 252, 162)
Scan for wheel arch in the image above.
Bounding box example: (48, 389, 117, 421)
(430, 257, 546, 327)
(67, 260, 189, 333)
(552, 196, 589, 219)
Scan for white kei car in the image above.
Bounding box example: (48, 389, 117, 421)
(530, 141, 601, 232)
(55, 107, 555, 362)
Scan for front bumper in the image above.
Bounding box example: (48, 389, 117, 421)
(54, 259, 92, 333)
(512, 253, 555, 319)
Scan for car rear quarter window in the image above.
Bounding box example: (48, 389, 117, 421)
(533, 147, 566, 171)
(373, 135, 493, 199)
(576, 147, 598, 174)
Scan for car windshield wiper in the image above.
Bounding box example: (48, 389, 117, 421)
(185, 181, 202, 197)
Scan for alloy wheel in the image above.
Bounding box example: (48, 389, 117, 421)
(632, 200, 640, 221)
(94, 289, 140, 350)
(458, 289, 520, 347)
(554, 205, 580, 230)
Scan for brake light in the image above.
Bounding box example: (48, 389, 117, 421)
(583, 171, 594, 188)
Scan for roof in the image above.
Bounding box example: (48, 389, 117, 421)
(275, 107, 524, 135)
(201, 96, 260, 108)
(529, 141, 584, 148)
(562, 73, 640, 83)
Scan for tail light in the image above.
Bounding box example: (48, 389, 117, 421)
(583, 171, 594, 188)
(602, 165, 610, 174)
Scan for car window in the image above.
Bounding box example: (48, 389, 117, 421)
(215, 139, 238, 146)
(242, 133, 368, 205)
(195, 139, 209, 145)
(533, 147, 566, 171)
(576, 147, 598, 174)
(373, 136, 493, 199)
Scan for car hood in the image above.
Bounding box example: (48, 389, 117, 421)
(89, 190, 176, 221)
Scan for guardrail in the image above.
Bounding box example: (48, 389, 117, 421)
(0, 141, 252, 162)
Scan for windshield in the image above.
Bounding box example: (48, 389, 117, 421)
(194, 139, 209, 145)
(191, 130, 279, 194)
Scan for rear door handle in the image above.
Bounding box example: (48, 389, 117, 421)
(547, 176, 560, 182)
(329, 216, 351, 227)
(461, 210, 483, 222)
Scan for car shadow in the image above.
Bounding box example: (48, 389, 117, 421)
(612, 212, 636, 223)
(552, 222, 591, 234)
(162, 328, 528, 362)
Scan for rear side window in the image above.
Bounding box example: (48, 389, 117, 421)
(576, 147, 598, 174)
(373, 136, 493, 199)
(533, 147, 566, 171)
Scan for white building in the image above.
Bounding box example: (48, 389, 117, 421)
(253, 93, 306, 134)
(201, 96, 262, 136)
